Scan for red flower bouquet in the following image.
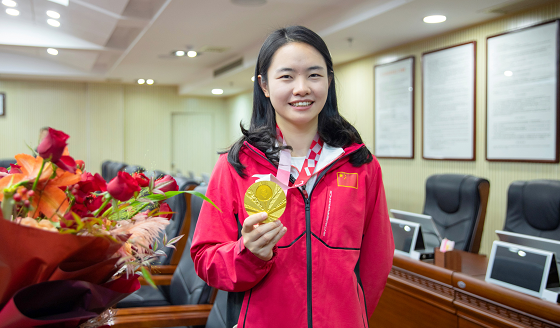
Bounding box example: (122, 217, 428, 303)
(0, 128, 217, 327)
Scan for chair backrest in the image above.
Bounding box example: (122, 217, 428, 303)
(0, 159, 17, 169)
(106, 162, 127, 182)
(205, 289, 227, 328)
(123, 165, 145, 174)
(101, 160, 112, 181)
(504, 180, 560, 241)
(423, 174, 490, 253)
(167, 185, 212, 305)
(157, 177, 199, 265)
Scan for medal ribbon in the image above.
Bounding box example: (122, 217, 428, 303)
(276, 125, 324, 189)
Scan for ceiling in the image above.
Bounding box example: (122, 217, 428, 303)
(0, 0, 550, 97)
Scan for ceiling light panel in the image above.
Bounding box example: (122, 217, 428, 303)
(47, 10, 60, 19)
(175, 50, 185, 56)
(6, 8, 18, 15)
(146, 79, 154, 85)
(48, 0, 68, 6)
(2, 0, 16, 7)
(47, 48, 58, 55)
(423, 15, 446, 24)
(138, 79, 145, 84)
(212, 89, 224, 95)
(187, 51, 197, 58)
(47, 19, 60, 27)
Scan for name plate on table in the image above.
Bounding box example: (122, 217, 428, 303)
(486, 241, 560, 303)
(390, 218, 427, 260)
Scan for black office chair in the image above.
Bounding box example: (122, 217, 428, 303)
(156, 177, 199, 265)
(0, 159, 17, 169)
(423, 174, 490, 253)
(145, 170, 166, 180)
(117, 185, 212, 311)
(123, 165, 145, 174)
(503, 180, 560, 241)
(101, 160, 112, 181)
(205, 289, 227, 328)
(106, 162, 127, 182)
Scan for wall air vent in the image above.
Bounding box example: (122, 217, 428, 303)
(213, 58, 243, 77)
(479, 0, 556, 14)
(199, 46, 230, 53)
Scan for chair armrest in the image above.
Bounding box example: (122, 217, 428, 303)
(138, 275, 172, 286)
(151, 265, 177, 275)
(113, 304, 212, 328)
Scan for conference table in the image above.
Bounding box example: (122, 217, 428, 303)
(369, 250, 560, 327)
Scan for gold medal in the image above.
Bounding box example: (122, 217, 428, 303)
(244, 181, 286, 224)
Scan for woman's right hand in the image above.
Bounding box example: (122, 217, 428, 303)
(241, 212, 287, 261)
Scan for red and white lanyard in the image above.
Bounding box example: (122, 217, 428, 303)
(276, 125, 324, 191)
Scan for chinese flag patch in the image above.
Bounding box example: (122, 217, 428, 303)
(337, 172, 358, 189)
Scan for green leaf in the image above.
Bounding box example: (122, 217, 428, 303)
(71, 212, 85, 231)
(140, 266, 157, 289)
(186, 191, 222, 212)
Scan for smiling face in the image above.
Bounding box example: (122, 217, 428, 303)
(259, 42, 330, 131)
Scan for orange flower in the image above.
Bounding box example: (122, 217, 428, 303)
(0, 154, 81, 221)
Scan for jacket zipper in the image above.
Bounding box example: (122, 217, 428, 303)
(246, 142, 364, 327)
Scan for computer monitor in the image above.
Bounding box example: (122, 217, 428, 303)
(486, 241, 558, 299)
(496, 230, 560, 267)
(390, 218, 423, 256)
(390, 209, 442, 249)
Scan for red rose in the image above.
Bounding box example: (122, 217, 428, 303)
(9, 164, 22, 174)
(85, 195, 111, 214)
(159, 202, 174, 220)
(132, 172, 150, 188)
(107, 171, 141, 201)
(37, 128, 68, 162)
(36, 128, 78, 173)
(63, 203, 89, 222)
(54, 154, 78, 174)
(154, 175, 179, 193)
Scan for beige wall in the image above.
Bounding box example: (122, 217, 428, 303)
(0, 79, 229, 176)
(335, 2, 560, 255)
(226, 91, 253, 144)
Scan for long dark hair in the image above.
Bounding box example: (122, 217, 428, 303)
(226, 25, 372, 178)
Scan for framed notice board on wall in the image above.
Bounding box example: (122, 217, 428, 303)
(422, 42, 476, 161)
(0, 93, 5, 116)
(374, 56, 415, 159)
(486, 20, 559, 163)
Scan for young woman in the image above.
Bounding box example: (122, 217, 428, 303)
(191, 26, 394, 328)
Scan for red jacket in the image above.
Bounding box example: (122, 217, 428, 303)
(191, 141, 394, 328)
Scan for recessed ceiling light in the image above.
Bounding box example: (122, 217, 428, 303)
(2, 0, 16, 8)
(47, 19, 60, 27)
(423, 15, 446, 24)
(47, 48, 58, 55)
(212, 89, 224, 95)
(46, 10, 60, 19)
(6, 8, 19, 16)
(137, 79, 145, 84)
(504, 71, 513, 77)
(187, 51, 197, 58)
(146, 79, 154, 85)
(251, 76, 255, 82)
(175, 50, 185, 57)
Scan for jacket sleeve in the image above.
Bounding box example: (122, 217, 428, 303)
(359, 160, 394, 316)
(190, 154, 276, 292)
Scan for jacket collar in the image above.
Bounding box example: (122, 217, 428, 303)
(241, 141, 364, 176)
